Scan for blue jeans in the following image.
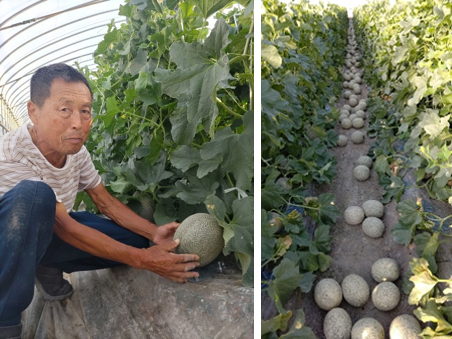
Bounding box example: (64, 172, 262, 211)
(0, 180, 148, 327)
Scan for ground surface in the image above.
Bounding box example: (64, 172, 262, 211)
(262, 70, 418, 338)
(298, 82, 417, 338)
(23, 256, 254, 339)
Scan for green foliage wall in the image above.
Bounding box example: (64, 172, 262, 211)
(354, 0, 452, 203)
(77, 0, 254, 285)
(355, 2, 452, 336)
(261, 0, 347, 336)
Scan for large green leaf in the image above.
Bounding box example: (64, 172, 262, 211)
(124, 156, 173, 192)
(267, 258, 302, 308)
(131, 0, 163, 13)
(414, 232, 439, 273)
(126, 48, 148, 76)
(392, 45, 409, 65)
(206, 195, 254, 280)
(418, 111, 450, 139)
(205, 194, 228, 221)
(109, 176, 132, 194)
(95, 26, 118, 55)
(299, 271, 316, 293)
(392, 221, 417, 246)
(200, 111, 253, 190)
(318, 193, 339, 224)
(103, 96, 120, 128)
(222, 196, 254, 257)
(409, 259, 439, 306)
(170, 145, 201, 172)
(153, 198, 206, 225)
(189, 0, 235, 19)
(174, 168, 221, 204)
(261, 311, 292, 335)
(397, 200, 423, 225)
(162, 18, 232, 145)
(262, 43, 282, 68)
(261, 79, 291, 119)
(414, 299, 452, 333)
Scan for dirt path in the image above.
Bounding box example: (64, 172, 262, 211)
(260, 78, 418, 337)
(296, 92, 417, 338)
(287, 26, 418, 338)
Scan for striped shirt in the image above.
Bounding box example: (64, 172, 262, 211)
(0, 124, 101, 212)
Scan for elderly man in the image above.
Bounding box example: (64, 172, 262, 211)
(0, 63, 200, 339)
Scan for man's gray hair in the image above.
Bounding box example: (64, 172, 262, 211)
(30, 63, 92, 107)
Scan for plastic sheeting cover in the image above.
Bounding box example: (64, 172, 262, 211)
(0, 0, 125, 134)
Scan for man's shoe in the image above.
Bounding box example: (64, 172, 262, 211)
(0, 324, 22, 339)
(35, 266, 74, 301)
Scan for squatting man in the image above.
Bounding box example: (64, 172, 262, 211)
(0, 63, 200, 339)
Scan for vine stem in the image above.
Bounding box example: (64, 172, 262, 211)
(199, 16, 207, 42)
(216, 98, 243, 118)
(243, 16, 253, 59)
(437, 278, 452, 283)
(123, 111, 161, 128)
(244, 15, 254, 111)
(178, 6, 185, 43)
(281, 198, 319, 211)
(261, 244, 285, 268)
(225, 89, 247, 112)
(261, 157, 272, 167)
(226, 173, 234, 188)
(150, 190, 159, 204)
(229, 55, 248, 64)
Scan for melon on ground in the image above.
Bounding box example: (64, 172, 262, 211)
(371, 258, 399, 282)
(323, 308, 352, 339)
(341, 274, 369, 307)
(389, 314, 421, 339)
(372, 281, 400, 311)
(314, 278, 343, 311)
(352, 318, 384, 339)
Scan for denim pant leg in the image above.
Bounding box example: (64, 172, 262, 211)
(39, 211, 149, 273)
(0, 180, 56, 327)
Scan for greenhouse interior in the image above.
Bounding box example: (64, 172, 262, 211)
(1, 0, 254, 338)
(261, 0, 452, 338)
(1, 1, 127, 135)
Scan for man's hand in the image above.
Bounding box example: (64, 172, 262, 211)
(139, 240, 200, 283)
(152, 221, 179, 245)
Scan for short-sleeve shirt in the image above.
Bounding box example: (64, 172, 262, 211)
(0, 124, 101, 212)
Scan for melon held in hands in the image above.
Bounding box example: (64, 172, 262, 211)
(174, 213, 224, 267)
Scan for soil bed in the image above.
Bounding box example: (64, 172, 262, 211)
(262, 59, 416, 339)
(296, 82, 417, 338)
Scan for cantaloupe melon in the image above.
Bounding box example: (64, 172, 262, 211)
(174, 213, 224, 267)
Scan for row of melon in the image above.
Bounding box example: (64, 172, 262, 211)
(316, 258, 399, 310)
(316, 259, 420, 339)
(338, 29, 371, 178)
(325, 311, 421, 339)
(317, 22, 422, 339)
(336, 24, 367, 147)
(342, 25, 385, 240)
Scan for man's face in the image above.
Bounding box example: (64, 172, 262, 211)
(28, 78, 92, 160)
